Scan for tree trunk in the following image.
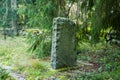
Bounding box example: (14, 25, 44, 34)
(3, 0, 9, 39)
(11, 0, 18, 36)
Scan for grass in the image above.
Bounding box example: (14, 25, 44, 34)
(0, 36, 27, 65)
(0, 34, 120, 80)
(0, 35, 54, 79)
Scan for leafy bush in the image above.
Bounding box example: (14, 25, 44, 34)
(27, 29, 51, 58)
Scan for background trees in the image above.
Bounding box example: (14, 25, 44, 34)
(91, 0, 120, 43)
(0, 0, 19, 38)
(0, 0, 120, 55)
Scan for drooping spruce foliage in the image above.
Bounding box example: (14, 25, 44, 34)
(17, 0, 69, 29)
(0, 0, 12, 28)
(91, 0, 120, 42)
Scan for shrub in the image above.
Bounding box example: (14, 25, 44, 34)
(27, 29, 51, 58)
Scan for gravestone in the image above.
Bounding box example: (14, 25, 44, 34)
(51, 17, 76, 69)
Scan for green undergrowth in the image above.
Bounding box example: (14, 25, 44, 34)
(0, 67, 14, 80)
(75, 42, 120, 80)
(0, 36, 28, 65)
(0, 35, 120, 80)
(0, 35, 57, 79)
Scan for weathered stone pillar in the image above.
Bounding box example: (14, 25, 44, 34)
(51, 17, 76, 69)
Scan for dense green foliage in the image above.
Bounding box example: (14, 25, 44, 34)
(0, 67, 11, 80)
(0, 0, 15, 28)
(92, 0, 120, 42)
(27, 29, 51, 58)
(0, 0, 120, 58)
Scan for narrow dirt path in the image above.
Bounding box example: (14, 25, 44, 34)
(0, 63, 26, 80)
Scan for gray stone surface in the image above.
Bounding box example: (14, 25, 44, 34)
(51, 17, 76, 69)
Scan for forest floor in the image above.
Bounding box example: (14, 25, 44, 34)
(0, 35, 120, 80)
